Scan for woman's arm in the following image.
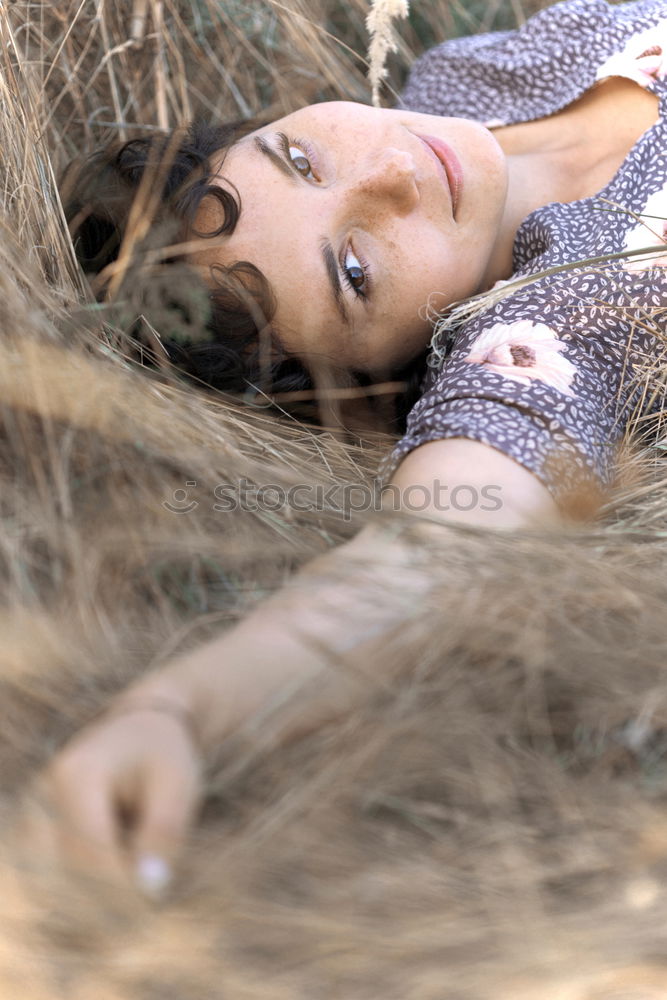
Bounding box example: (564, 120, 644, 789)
(135, 439, 561, 752)
(30, 439, 564, 896)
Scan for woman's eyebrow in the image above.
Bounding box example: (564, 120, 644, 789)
(253, 135, 296, 182)
(252, 135, 351, 328)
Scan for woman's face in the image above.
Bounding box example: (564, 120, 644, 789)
(192, 101, 508, 377)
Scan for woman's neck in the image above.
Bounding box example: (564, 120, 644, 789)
(481, 76, 660, 288)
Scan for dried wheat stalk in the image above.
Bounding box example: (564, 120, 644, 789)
(366, 0, 411, 106)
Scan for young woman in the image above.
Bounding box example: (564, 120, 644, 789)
(35, 0, 667, 897)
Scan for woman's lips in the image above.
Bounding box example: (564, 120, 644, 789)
(415, 134, 463, 219)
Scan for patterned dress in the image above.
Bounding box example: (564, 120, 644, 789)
(383, 0, 667, 502)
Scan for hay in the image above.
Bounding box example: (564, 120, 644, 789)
(367, 0, 410, 107)
(1, 2, 667, 998)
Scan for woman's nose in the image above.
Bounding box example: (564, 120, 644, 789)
(347, 148, 419, 215)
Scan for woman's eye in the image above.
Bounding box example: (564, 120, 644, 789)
(341, 246, 370, 300)
(288, 145, 314, 179)
(278, 133, 317, 180)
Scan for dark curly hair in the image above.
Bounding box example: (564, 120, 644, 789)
(60, 116, 427, 431)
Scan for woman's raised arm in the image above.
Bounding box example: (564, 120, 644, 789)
(28, 438, 564, 898)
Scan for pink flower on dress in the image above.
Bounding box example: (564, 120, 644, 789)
(464, 320, 577, 396)
(622, 181, 667, 272)
(595, 22, 667, 88)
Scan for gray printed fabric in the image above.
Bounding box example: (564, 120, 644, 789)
(382, 0, 667, 501)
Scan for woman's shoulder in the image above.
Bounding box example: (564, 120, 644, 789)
(382, 256, 667, 500)
(399, 0, 667, 124)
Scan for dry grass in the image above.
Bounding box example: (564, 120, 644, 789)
(367, 0, 411, 106)
(1, 1, 667, 998)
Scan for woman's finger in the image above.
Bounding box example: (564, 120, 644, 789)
(129, 736, 202, 899)
(48, 759, 133, 889)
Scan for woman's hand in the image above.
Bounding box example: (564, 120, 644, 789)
(26, 702, 203, 899)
